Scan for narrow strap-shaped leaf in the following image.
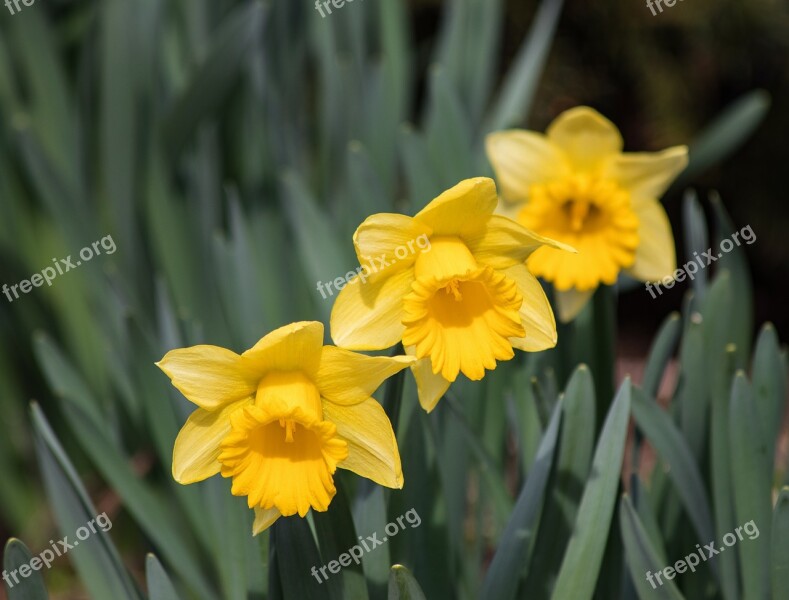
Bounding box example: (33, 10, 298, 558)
(642, 312, 682, 399)
(709, 193, 754, 368)
(681, 190, 709, 305)
(522, 365, 596, 597)
(388, 565, 427, 600)
(671, 90, 770, 191)
(631, 387, 716, 549)
(771, 488, 789, 598)
(146, 554, 181, 600)
(549, 378, 632, 600)
(270, 517, 332, 600)
(482, 396, 562, 600)
(3, 538, 49, 600)
(31, 404, 142, 600)
(751, 323, 787, 468)
(484, 0, 565, 132)
(620, 496, 686, 600)
(162, 2, 266, 157)
(313, 484, 369, 600)
(729, 373, 771, 600)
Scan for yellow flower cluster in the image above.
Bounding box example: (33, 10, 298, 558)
(157, 106, 687, 533)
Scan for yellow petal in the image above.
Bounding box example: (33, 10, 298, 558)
(172, 399, 251, 484)
(353, 213, 433, 279)
(485, 130, 571, 203)
(625, 199, 677, 282)
(546, 107, 623, 172)
(316, 346, 415, 405)
(503, 264, 558, 351)
(157, 346, 260, 410)
(405, 347, 451, 413)
(242, 321, 324, 378)
(414, 177, 497, 238)
(322, 397, 404, 488)
(465, 215, 576, 269)
(330, 266, 415, 350)
(554, 288, 595, 323)
(604, 146, 688, 200)
(252, 507, 281, 536)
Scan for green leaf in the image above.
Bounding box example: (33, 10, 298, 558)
(619, 496, 685, 600)
(162, 2, 266, 157)
(270, 517, 332, 600)
(100, 0, 139, 267)
(671, 90, 770, 190)
(10, 8, 79, 192)
(772, 488, 789, 598)
(702, 273, 740, 600)
(632, 479, 668, 567)
(631, 387, 716, 549)
(31, 403, 142, 600)
(424, 67, 473, 190)
(443, 395, 513, 533)
(729, 372, 771, 600)
(642, 313, 681, 399)
(345, 141, 389, 226)
(33, 333, 103, 431)
(550, 378, 632, 600)
(681, 190, 709, 305)
(312, 484, 368, 600)
(677, 318, 707, 461)
(281, 171, 351, 324)
(751, 323, 786, 465)
(387, 565, 427, 600)
(482, 396, 562, 600)
(146, 554, 181, 600)
(484, 0, 564, 132)
(388, 401, 452, 600)
(523, 365, 596, 597)
(399, 125, 441, 209)
(3, 538, 49, 600)
(33, 336, 214, 599)
(709, 193, 753, 367)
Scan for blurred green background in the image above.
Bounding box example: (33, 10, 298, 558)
(0, 0, 787, 598)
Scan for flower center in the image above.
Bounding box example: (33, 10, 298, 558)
(564, 198, 601, 232)
(402, 266, 525, 382)
(219, 373, 348, 517)
(518, 175, 640, 291)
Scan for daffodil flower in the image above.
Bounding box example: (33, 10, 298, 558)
(330, 177, 572, 412)
(157, 321, 414, 535)
(486, 106, 689, 321)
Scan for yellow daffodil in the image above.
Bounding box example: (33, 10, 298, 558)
(157, 321, 414, 535)
(330, 177, 572, 412)
(486, 106, 688, 321)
